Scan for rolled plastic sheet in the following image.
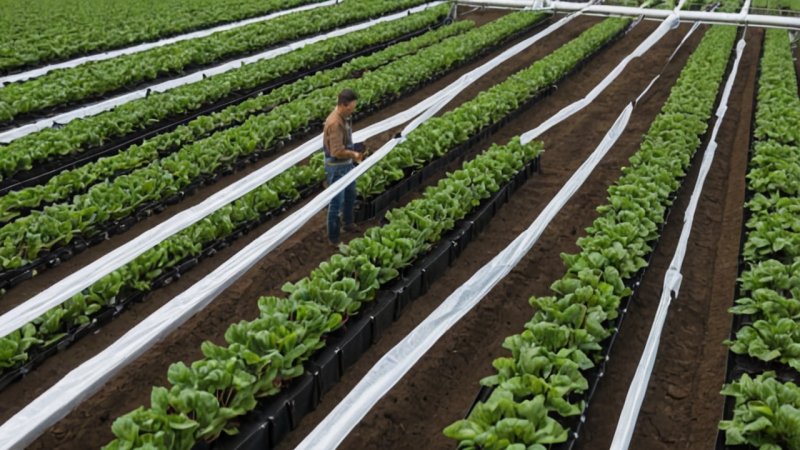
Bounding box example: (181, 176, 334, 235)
(0, 2, 444, 144)
(0, 0, 338, 87)
(0, 11, 574, 446)
(295, 103, 634, 450)
(609, 32, 747, 450)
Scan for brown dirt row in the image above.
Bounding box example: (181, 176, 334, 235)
(278, 21, 709, 450)
(1, 10, 604, 449)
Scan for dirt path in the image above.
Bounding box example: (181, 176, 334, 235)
(273, 22, 708, 450)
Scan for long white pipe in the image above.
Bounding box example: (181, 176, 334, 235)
(456, 0, 800, 29)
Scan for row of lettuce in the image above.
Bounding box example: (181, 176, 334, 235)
(444, 25, 737, 448)
(0, 3, 448, 183)
(0, 9, 548, 275)
(718, 29, 800, 449)
(102, 138, 544, 449)
(0, 0, 435, 125)
(0, 10, 555, 382)
(0, 12, 471, 224)
(0, 0, 326, 74)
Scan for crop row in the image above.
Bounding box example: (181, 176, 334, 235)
(0, 15, 471, 224)
(0, 0, 433, 125)
(444, 25, 737, 449)
(102, 136, 542, 450)
(0, 4, 450, 183)
(0, 0, 325, 74)
(0, 10, 549, 376)
(719, 29, 800, 449)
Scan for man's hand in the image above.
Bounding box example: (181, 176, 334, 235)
(352, 151, 364, 163)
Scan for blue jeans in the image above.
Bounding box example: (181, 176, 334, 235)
(325, 162, 356, 243)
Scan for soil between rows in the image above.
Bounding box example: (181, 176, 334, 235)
(2, 10, 608, 449)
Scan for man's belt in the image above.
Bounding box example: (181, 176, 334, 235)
(325, 157, 353, 166)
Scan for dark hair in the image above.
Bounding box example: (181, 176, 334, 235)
(337, 89, 358, 105)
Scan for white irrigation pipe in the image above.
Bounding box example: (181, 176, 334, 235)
(0, 1, 337, 86)
(456, 0, 800, 29)
(296, 102, 635, 450)
(609, 29, 747, 450)
(0, 14, 582, 446)
(0, 2, 443, 144)
(0, 4, 578, 341)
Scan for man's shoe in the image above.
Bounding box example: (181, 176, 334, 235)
(328, 239, 340, 250)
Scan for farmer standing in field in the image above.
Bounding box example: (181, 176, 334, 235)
(323, 88, 366, 246)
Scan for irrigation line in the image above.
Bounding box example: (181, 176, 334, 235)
(0, 13, 582, 447)
(0, 2, 443, 144)
(0, 0, 336, 86)
(609, 29, 748, 450)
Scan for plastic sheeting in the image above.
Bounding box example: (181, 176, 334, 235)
(0, 4, 574, 340)
(295, 103, 635, 450)
(0, 1, 337, 86)
(0, 12, 572, 447)
(609, 32, 748, 450)
(0, 2, 443, 144)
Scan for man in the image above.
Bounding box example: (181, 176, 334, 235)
(323, 89, 365, 245)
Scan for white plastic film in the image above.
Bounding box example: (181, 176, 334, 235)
(609, 33, 747, 450)
(0, 1, 337, 86)
(295, 103, 634, 450)
(0, 5, 572, 340)
(0, 3, 443, 144)
(0, 14, 569, 445)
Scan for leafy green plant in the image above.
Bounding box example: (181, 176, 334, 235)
(719, 372, 800, 449)
(446, 25, 737, 449)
